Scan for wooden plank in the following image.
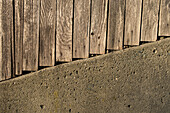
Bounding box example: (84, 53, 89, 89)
(90, 0, 108, 54)
(73, 0, 91, 58)
(23, 0, 39, 71)
(40, 0, 56, 66)
(159, 0, 170, 36)
(124, 0, 142, 45)
(141, 0, 160, 41)
(56, 0, 73, 62)
(0, 33, 2, 80)
(0, 0, 13, 80)
(107, 0, 125, 50)
(15, 0, 24, 75)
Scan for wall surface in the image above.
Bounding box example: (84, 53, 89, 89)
(1, 0, 170, 80)
(0, 38, 170, 113)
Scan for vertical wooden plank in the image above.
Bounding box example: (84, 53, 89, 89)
(0, 33, 2, 80)
(23, 0, 39, 71)
(124, 0, 142, 45)
(56, 0, 73, 62)
(159, 0, 170, 36)
(15, 0, 24, 75)
(90, 0, 108, 54)
(40, 0, 56, 66)
(0, 0, 13, 80)
(73, 0, 91, 58)
(107, 0, 125, 50)
(141, 0, 160, 41)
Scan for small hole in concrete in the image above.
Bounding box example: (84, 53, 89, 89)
(128, 105, 131, 108)
(76, 71, 78, 74)
(8, 105, 11, 109)
(69, 109, 71, 112)
(40, 105, 44, 109)
(153, 49, 157, 53)
(161, 98, 163, 103)
(64, 75, 66, 78)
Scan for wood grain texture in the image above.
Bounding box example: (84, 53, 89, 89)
(23, 0, 39, 71)
(40, 0, 56, 66)
(141, 0, 160, 41)
(73, 0, 91, 58)
(0, 33, 2, 80)
(159, 0, 170, 36)
(124, 0, 142, 45)
(107, 0, 125, 50)
(0, 0, 13, 80)
(56, 0, 73, 62)
(90, 0, 108, 54)
(15, 0, 24, 75)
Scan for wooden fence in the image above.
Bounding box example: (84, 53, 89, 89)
(0, 0, 169, 81)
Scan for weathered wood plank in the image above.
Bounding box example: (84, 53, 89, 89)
(73, 0, 91, 58)
(0, 34, 2, 80)
(159, 0, 170, 36)
(90, 0, 108, 54)
(141, 0, 160, 41)
(23, 0, 39, 71)
(15, 0, 24, 75)
(56, 0, 73, 62)
(124, 0, 142, 45)
(107, 0, 125, 50)
(40, 0, 56, 66)
(0, 0, 13, 80)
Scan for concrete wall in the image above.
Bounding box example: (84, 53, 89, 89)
(0, 38, 170, 113)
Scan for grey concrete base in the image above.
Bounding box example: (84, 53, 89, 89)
(0, 39, 170, 113)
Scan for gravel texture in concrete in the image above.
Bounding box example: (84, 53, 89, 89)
(0, 38, 170, 113)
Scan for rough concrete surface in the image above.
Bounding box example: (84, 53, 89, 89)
(0, 38, 170, 113)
